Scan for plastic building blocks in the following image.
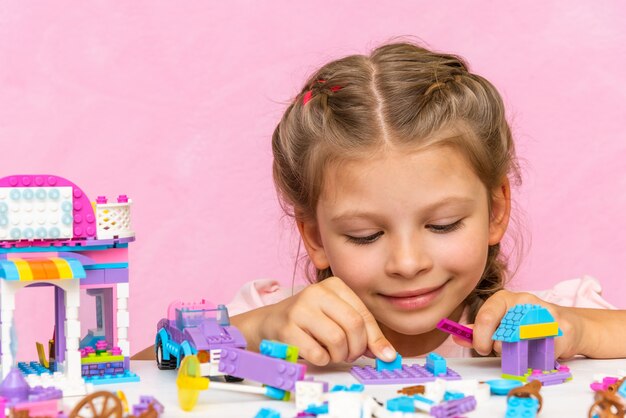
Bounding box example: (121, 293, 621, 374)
(618, 378, 626, 399)
(386, 396, 415, 412)
(260, 340, 299, 362)
(375, 353, 402, 372)
(295, 379, 327, 412)
(351, 358, 461, 385)
(330, 384, 364, 392)
(155, 300, 246, 381)
(176, 354, 290, 412)
(507, 380, 543, 412)
(505, 396, 539, 418)
(397, 385, 425, 395)
(591, 376, 622, 392)
(429, 395, 476, 418)
(436, 318, 473, 343)
(492, 304, 568, 382)
(0, 174, 137, 395)
(218, 346, 306, 392)
(426, 353, 447, 376)
(254, 407, 281, 418)
(484, 379, 524, 395)
(588, 390, 625, 418)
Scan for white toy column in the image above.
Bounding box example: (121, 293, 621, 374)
(63, 279, 82, 381)
(116, 283, 130, 356)
(0, 280, 17, 377)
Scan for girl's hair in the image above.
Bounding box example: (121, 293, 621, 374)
(272, 42, 521, 322)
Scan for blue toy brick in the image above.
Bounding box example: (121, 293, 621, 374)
(444, 390, 464, 401)
(330, 384, 364, 392)
(254, 407, 281, 418)
(85, 371, 140, 385)
(304, 404, 328, 415)
(387, 396, 415, 412)
(376, 353, 402, 372)
(484, 379, 524, 395)
(505, 396, 539, 417)
(264, 386, 287, 400)
(426, 352, 447, 376)
(18, 361, 51, 376)
(259, 340, 289, 359)
(494, 304, 562, 342)
(351, 364, 461, 385)
(413, 394, 434, 405)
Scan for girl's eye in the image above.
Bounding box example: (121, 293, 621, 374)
(345, 231, 384, 245)
(427, 219, 464, 233)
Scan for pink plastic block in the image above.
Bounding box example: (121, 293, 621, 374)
(590, 376, 619, 392)
(218, 347, 307, 391)
(0, 175, 97, 239)
(436, 318, 473, 343)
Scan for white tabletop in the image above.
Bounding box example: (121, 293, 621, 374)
(66, 358, 625, 417)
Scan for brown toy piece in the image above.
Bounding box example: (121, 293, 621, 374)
(397, 384, 425, 396)
(607, 377, 626, 395)
(588, 390, 625, 418)
(69, 391, 123, 418)
(507, 379, 543, 413)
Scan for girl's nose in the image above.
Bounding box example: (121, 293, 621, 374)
(385, 236, 433, 279)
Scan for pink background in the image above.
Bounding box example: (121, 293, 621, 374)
(0, 2, 624, 359)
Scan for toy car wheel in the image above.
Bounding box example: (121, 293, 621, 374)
(156, 341, 175, 370)
(224, 375, 244, 383)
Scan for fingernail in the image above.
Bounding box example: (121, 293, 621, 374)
(382, 347, 396, 361)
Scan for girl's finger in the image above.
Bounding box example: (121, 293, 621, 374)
(299, 310, 350, 364)
(329, 279, 396, 362)
(286, 325, 332, 366)
(319, 295, 368, 362)
(473, 294, 510, 355)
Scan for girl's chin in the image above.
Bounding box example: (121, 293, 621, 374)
(377, 316, 439, 337)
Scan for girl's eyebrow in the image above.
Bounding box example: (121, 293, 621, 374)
(331, 196, 475, 223)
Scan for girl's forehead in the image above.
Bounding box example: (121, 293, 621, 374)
(319, 146, 486, 208)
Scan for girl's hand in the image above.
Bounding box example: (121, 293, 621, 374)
(452, 290, 585, 359)
(233, 276, 397, 366)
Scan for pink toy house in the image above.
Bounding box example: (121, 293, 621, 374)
(0, 175, 136, 395)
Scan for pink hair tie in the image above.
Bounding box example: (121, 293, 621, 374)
(302, 84, 342, 106)
(302, 90, 313, 105)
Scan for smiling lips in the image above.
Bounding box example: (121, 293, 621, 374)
(380, 283, 446, 310)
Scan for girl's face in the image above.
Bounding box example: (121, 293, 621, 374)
(300, 145, 510, 337)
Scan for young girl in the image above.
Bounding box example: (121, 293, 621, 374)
(227, 42, 626, 366)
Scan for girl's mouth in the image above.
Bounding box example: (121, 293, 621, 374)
(379, 283, 446, 310)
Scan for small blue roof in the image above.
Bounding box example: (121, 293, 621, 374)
(492, 304, 562, 342)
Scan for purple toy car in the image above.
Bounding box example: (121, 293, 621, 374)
(155, 300, 247, 381)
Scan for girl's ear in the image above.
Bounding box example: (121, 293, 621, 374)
(297, 218, 331, 270)
(488, 177, 511, 245)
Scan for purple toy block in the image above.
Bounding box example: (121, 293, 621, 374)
(82, 269, 106, 285)
(429, 395, 476, 418)
(526, 368, 572, 386)
(105, 268, 128, 284)
(436, 318, 473, 343)
(501, 340, 528, 376)
(218, 347, 307, 391)
(350, 364, 461, 385)
(528, 337, 554, 371)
